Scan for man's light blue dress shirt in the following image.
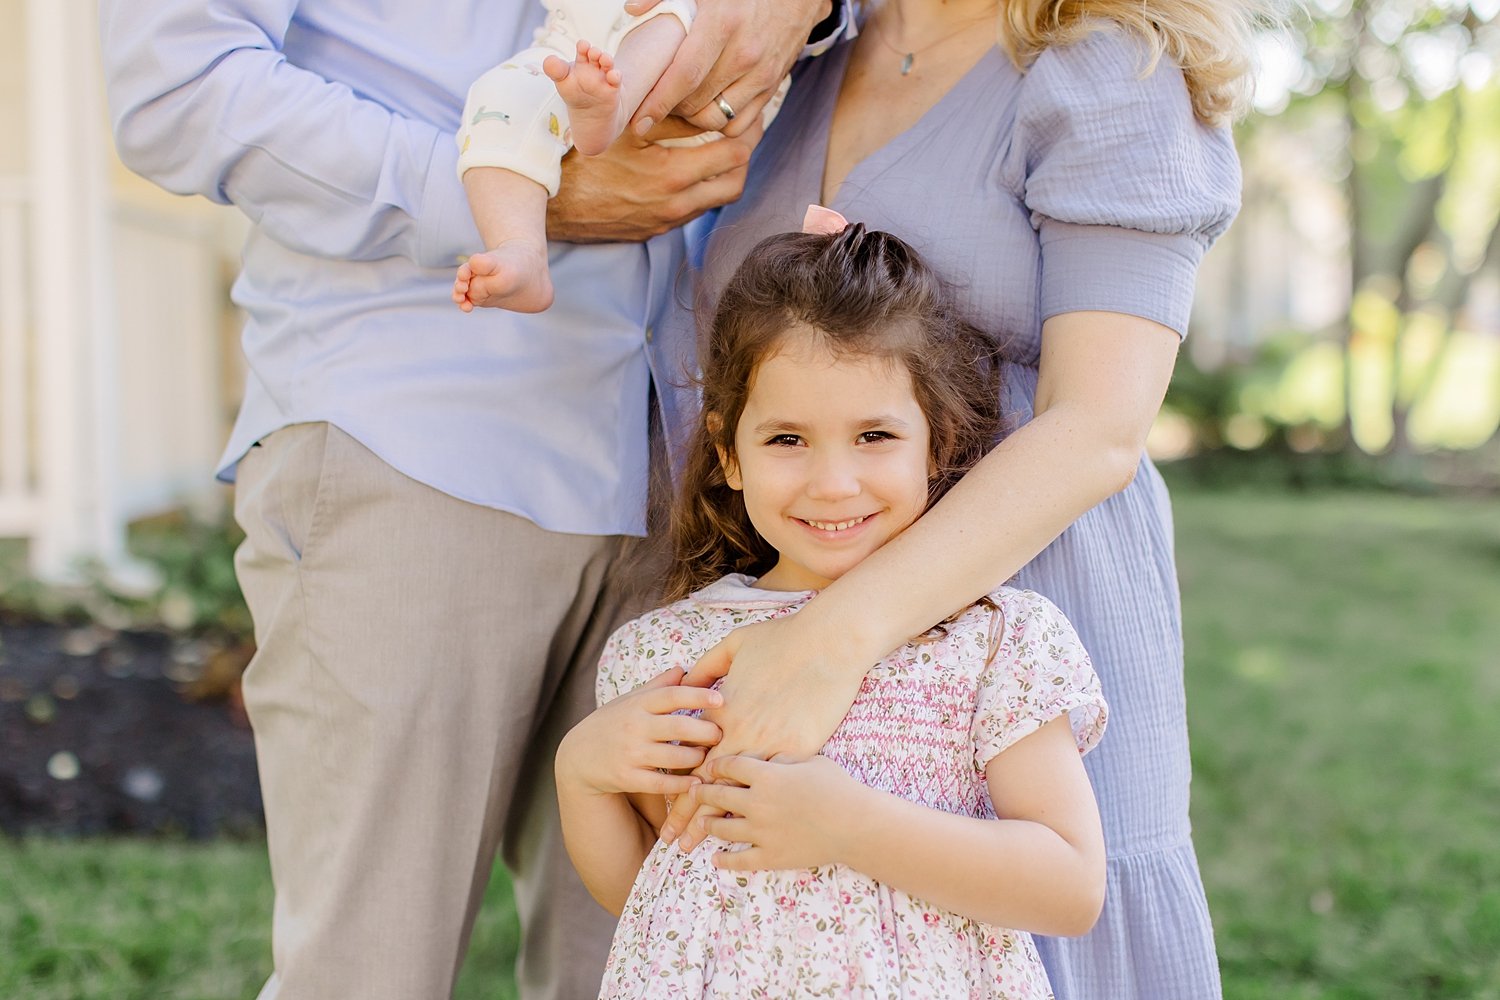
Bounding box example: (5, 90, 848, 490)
(101, 0, 707, 536)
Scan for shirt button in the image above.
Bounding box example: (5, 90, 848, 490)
(644, 326, 654, 344)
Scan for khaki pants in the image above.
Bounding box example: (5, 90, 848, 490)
(234, 423, 631, 1000)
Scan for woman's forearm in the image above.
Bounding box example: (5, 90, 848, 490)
(668, 398, 1141, 851)
(800, 400, 1139, 663)
(800, 312, 1178, 664)
(666, 315, 1176, 812)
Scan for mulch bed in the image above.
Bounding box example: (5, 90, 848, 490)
(0, 616, 262, 838)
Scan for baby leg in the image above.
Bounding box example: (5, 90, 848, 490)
(544, 16, 686, 156)
(453, 167, 553, 313)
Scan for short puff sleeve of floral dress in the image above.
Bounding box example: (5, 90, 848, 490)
(998, 28, 1242, 338)
(593, 610, 686, 707)
(971, 590, 1108, 771)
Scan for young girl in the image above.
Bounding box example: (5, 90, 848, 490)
(449, 0, 790, 313)
(556, 208, 1109, 998)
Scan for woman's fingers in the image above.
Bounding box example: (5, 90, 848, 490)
(686, 79, 777, 138)
(640, 665, 687, 689)
(631, 11, 732, 133)
(685, 632, 737, 686)
(630, 0, 826, 134)
(690, 616, 863, 760)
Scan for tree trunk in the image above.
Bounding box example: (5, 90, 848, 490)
(1385, 90, 1462, 458)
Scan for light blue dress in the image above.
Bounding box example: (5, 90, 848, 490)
(661, 29, 1241, 1000)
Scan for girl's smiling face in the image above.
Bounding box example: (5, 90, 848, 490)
(722, 333, 933, 592)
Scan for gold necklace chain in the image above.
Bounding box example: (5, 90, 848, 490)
(867, 8, 997, 76)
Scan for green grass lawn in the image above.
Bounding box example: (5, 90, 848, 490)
(0, 841, 520, 1000)
(3, 486, 1498, 999)
(1173, 487, 1500, 999)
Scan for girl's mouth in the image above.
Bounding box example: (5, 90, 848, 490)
(798, 514, 872, 533)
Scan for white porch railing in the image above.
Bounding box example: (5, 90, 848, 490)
(110, 201, 229, 520)
(2, 0, 238, 584)
(0, 175, 230, 582)
(0, 178, 38, 542)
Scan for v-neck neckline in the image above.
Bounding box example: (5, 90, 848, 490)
(812, 37, 1005, 207)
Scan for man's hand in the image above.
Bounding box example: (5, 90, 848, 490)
(691, 754, 864, 871)
(547, 117, 760, 243)
(625, 0, 833, 137)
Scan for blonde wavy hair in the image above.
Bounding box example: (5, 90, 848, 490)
(1001, 0, 1281, 125)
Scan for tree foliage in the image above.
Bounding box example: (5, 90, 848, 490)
(1244, 0, 1500, 455)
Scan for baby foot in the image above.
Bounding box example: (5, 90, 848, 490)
(452, 239, 553, 313)
(544, 40, 623, 156)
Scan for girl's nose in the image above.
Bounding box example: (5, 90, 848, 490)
(806, 452, 861, 501)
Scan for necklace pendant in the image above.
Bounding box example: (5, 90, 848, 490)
(900, 52, 914, 75)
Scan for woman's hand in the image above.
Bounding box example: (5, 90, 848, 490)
(657, 613, 870, 848)
(555, 666, 724, 799)
(691, 753, 866, 871)
(623, 0, 832, 136)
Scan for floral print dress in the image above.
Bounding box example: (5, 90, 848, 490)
(594, 575, 1108, 999)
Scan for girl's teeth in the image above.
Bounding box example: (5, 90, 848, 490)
(807, 515, 867, 532)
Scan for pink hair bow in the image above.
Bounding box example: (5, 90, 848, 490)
(802, 204, 849, 235)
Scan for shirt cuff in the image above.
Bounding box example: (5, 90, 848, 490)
(1037, 219, 1206, 338)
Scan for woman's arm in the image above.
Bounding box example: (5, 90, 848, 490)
(695, 717, 1106, 935)
(662, 312, 1177, 845)
(787, 309, 1179, 654)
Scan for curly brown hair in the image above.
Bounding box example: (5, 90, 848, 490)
(664, 224, 1005, 602)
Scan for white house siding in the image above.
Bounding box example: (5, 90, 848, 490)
(1, 0, 243, 581)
